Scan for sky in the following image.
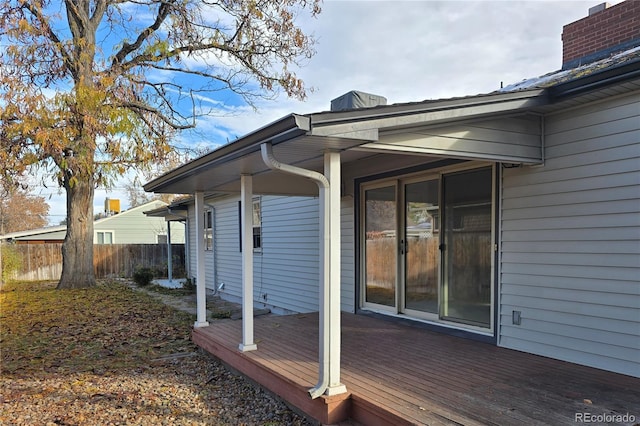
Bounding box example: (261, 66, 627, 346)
(38, 0, 615, 224)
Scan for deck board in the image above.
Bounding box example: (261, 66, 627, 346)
(194, 312, 640, 425)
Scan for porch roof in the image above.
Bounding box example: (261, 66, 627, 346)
(143, 90, 548, 197)
(144, 53, 640, 198)
(143, 205, 188, 222)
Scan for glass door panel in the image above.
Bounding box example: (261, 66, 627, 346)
(404, 180, 439, 314)
(364, 185, 397, 307)
(442, 168, 492, 328)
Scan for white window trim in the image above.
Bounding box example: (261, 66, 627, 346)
(252, 197, 262, 253)
(204, 209, 213, 251)
(95, 230, 115, 244)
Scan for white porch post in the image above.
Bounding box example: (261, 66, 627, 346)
(259, 143, 346, 398)
(239, 174, 257, 352)
(324, 150, 346, 395)
(194, 191, 210, 328)
(167, 221, 173, 283)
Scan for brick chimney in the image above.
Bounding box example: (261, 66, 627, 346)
(561, 1, 640, 70)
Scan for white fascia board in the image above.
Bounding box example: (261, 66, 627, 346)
(309, 93, 547, 138)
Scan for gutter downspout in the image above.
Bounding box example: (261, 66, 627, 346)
(260, 143, 347, 399)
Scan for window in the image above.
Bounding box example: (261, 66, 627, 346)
(252, 198, 262, 250)
(96, 231, 113, 244)
(239, 198, 262, 252)
(204, 209, 213, 251)
(157, 234, 168, 244)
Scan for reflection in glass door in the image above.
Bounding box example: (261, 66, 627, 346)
(442, 168, 493, 327)
(404, 180, 439, 314)
(361, 167, 494, 330)
(364, 185, 396, 308)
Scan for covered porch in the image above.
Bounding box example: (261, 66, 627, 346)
(193, 312, 640, 425)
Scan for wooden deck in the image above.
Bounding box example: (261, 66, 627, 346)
(193, 312, 640, 425)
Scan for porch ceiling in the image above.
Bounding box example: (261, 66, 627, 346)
(147, 135, 376, 196)
(143, 207, 187, 221)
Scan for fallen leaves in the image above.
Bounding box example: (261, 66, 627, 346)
(0, 279, 311, 425)
(1, 280, 194, 376)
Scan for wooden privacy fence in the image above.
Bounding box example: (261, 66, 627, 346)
(365, 233, 491, 300)
(8, 243, 185, 282)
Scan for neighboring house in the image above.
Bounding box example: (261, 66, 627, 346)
(145, 0, 639, 398)
(1, 200, 185, 245)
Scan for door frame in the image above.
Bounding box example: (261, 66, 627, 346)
(357, 161, 497, 336)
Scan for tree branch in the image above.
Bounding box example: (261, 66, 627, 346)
(21, 2, 77, 79)
(112, 0, 173, 67)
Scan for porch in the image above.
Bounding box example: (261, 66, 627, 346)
(193, 312, 640, 425)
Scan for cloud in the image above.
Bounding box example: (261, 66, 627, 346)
(45, 0, 606, 221)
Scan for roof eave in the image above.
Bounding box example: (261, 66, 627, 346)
(144, 114, 310, 193)
(549, 57, 640, 100)
(308, 89, 549, 137)
(309, 89, 547, 125)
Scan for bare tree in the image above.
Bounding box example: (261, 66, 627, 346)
(0, 188, 50, 234)
(0, 0, 320, 288)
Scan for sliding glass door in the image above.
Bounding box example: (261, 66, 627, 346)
(363, 184, 397, 309)
(441, 169, 493, 328)
(404, 179, 439, 314)
(361, 167, 494, 330)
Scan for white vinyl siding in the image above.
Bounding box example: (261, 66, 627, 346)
(199, 195, 319, 313)
(371, 115, 542, 164)
(187, 199, 230, 289)
(94, 200, 185, 244)
(213, 197, 242, 297)
(500, 92, 640, 378)
(259, 196, 320, 313)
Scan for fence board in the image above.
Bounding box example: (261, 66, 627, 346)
(7, 243, 185, 281)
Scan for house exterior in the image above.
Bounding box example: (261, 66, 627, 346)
(145, 0, 640, 398)
(1, 200, 185, 245)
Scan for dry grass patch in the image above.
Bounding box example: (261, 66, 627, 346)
(1, 280, 194, 375)
(0, 280, 310, 425)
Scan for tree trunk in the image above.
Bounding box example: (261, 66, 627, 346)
(57, 174, 96, 289)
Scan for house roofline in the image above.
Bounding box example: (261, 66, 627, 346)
(1, 225, 67, 240)
(144, 114, 310, 193)
(1, 200, 167, 240)
(142, 54, 640, 196)
(549, 56, 640, 100)
(308, 89, 546, 124)
(94, 199, 167, 225)
(143, 90, 547, 194)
